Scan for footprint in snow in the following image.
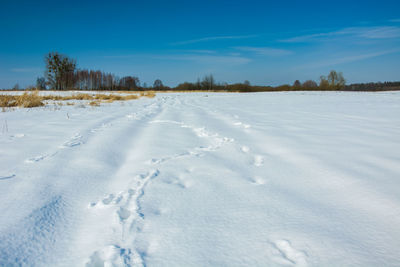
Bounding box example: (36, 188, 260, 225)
(250, 176, 267, 185)
(86, 244, 139, 267)
(25, 152, 57, 163)
(10, 133, 25, 138)
(118, 207, 131, 220)
(233, 121, 251, 129)
(163, 176, 193, 189)
(61, 133, 83, 148)
(90, 189, 133, 207)
(254, 155, 264, 167)
(90, 123, 112, 133)
(272, 239, 308, 266)
(25, 155, 47, 163)
(102, 194, 115, 205)
(126, 113, 137, 119)
(241, 146, 250, 153)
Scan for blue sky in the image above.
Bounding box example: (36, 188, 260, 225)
(0, 0, 399, 88)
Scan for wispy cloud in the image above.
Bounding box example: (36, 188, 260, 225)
(103, 52, 251, 66)
(281, 26, 400, 42)
(171, 35, 258, 45)
(235, 46, 293, 56)
(154, 54, 251, 65)
(183, 49, 217, 54)
(11, 67, 41, 73)
(298, 49, 400, 69)
(103, 55, 135, 59)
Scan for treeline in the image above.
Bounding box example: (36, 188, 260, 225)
(174, 71, 347, 92)
(44, 52, 148, 91)
(9, 51, 399, 92)
(344, 81, 400, 91)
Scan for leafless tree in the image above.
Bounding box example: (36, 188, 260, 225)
(153, 79, 163, 90)
(302, 80, 318, 88)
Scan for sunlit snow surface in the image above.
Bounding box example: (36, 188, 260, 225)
(0, 92, 399, 266)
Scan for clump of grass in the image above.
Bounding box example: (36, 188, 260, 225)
(93, 93, 139, 103)
(0, 95, 16, 107)
(89, 101, 100, 106)
(42, 95, 66, 101)
(140, 91, 156, 98)
(71, 93, 93, 101)
(0, 91, 44, 108)
(17, 91, 45, 107)
(0, 91, 154, 109)
(124, 94, 140, 100)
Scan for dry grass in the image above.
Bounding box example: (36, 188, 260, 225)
(0, 91, 44, 108)
(140, 91, 156, 98)
(89, 101, 100, 106)
(0, 91, 153, 108)
(94, 94, 139, 102)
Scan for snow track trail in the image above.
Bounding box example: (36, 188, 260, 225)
(1, 92, 400, 266)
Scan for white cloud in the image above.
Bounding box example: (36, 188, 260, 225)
(297, 49, 400, 69)
(235, 46, 293, 56)
(11, 67, 41, 73)
(171, 35, 259, 45)
(155, 54, 252, 65)
(180, 50, 217, 54)
(281, 26, 400, 42)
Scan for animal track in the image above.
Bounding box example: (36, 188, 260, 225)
(86, 244, 139, 267)
(150, 120, 234, 155)
(272, 240, 308, 266)
(163, 174, 193, 189)
(102, 194, 115, 205)
(90, 123, 112, 133)
(126, 113, 137, 120)
(25, 152, 58, 163)
(10, 133, 25, 138)
(87, 169, 161, 266)
(25, 155, 46, 163)
(61, 133, 83, 148)
(241, 146, 250, 153)
(250, 176, 267, 185)
(254, 155, 264, 167)
(233, 121, 251, 129)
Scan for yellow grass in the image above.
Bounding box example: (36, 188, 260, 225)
(140, 91, 156, 98)
(0, 91, 154, 108)
(89, 101, 100, 106)
(0, 91, 44, 108)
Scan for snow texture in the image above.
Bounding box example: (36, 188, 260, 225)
(1, 91, 400, 266)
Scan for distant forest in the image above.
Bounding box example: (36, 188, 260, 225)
(6, 52, 400, 92)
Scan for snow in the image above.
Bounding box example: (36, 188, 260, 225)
(1, 91, 400, 266)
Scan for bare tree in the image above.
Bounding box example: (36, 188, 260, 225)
(119, 76, 140, 90)
(201, 74, 215, 90)
(36, 77, 46, 90)
(153, 79, 163, 90)
(327, 70, 345, 88)
(293, 80, 301, 88)
(319, 76, 330, 89)
(302, 80, 318, 88)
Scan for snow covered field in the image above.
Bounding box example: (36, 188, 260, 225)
(1, 91, 400, 266)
